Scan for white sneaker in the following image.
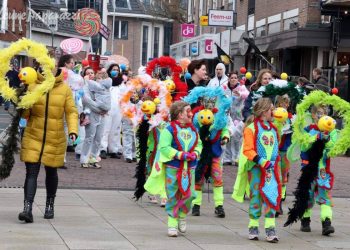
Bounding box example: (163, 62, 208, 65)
(160, 198, 167, 207)
(148, 195, 158, 204)
(178, 218, 187, 233)
(168, 227, 178, 237)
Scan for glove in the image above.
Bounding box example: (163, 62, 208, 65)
(175, 152, 197, 161)
(187, 152, 197, 161)
(257, 157, 273, 170)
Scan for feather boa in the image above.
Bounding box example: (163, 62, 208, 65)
(134, 119, 150, 200)
(146, 56, 188, 101)
(195, 125, 213, 183)
(293, 90, 350, 157)
(0, 38, 55, 109)
(183, 87, 231, 131)
(263, 81, 304, 113)
(284, 139, 326, 227)
(120, 77, 171, 130)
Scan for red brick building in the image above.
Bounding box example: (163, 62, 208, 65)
(232, 0, 350, 81)
(0, 0, 27, 47)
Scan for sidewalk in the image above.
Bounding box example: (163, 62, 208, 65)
(1, 188, 349, 250)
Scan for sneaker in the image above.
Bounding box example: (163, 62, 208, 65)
(300, 217, 311, 232)
(322, 218, 335, 236)
(215, 205, 225, 218)
(88, 157, 97, 164)
(100, 150, 107, 159)
(160, 198, 167, 207)
(192, 204, 200, 216)
(81, 163, 89, 168)
(109, 153, 121, 159)
(168, 227, 178, 237)
(248, 227, 259, 240)
(126, 158, 133, 163)
(178, 218, 187, 233)
(89, 162, 101, 169)
(265, 227, 279, 243)
(148, 195, 158, 204)
(132, 157, 137, 162)
(117, 152, 123, 156)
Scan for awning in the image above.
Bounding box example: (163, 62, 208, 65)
(322, 0, 350, 6)
(230, 27, 332, 55)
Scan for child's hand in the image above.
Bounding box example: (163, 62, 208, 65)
(221, 137, 229, 145)
(69, 133, 77, 143)
(187, 152, 197, 161)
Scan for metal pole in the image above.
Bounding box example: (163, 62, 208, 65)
(111, 0, 116, 54)
(28, 0, 32, 40)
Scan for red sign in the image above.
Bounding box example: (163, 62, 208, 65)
(181, 24, 195, 38)
(205, 39, 213, 53)
(88, 54, 101, 72)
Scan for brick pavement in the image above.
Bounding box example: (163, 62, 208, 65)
(1, 152, 350, 198)
(1, 107, 350, 197)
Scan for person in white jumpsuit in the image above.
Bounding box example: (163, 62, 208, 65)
(223, 71, 248, 166)
(100, 63, 123, 159)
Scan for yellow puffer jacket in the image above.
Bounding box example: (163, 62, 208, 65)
(20, 74, 78, 167)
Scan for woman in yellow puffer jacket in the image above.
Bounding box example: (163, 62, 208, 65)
(18, 68, 78, 223)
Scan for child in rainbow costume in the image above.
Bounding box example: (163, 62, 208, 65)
(145, 101, 202, 237)
(284, 103, 338, 235)
(183, 87, 231, 218)
(274, 95, 293, 216)
(232, 98, 281, 243)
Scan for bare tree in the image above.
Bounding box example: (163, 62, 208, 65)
(140, 0, 188, 23)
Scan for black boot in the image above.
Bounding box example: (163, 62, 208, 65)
(300, 217, 311, 232)
(18, 200, 33, 223)
(44, 197, 55, 219)
(322, 218, 335, 236)
(215, 205, 225, 218)
(192, 204, 200, 216)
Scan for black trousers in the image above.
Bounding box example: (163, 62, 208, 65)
(23, 162, 58, 202)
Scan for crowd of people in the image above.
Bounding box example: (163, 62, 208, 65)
(2, 50, 345, 244)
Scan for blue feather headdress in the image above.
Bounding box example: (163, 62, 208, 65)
(183, 87, 231, 131)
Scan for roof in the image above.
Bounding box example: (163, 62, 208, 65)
(32, 18, 88, 37)
(107, 0, 144, 14)
(107, 0, 173, 19)
(31, 0, 66, 10)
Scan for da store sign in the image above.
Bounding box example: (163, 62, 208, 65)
(181, 24, 195, 38)
(208, 10, 236, 27)
(205, 40, 213, 54)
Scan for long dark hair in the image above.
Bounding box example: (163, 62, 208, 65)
(57, 55, 74, 68)
(107, 63, 123, 86)
(82, 67, 94, 77)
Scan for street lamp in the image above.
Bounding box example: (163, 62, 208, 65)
(111, 0, 116, 54)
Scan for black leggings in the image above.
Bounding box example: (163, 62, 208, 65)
(24, 162, 58, 202)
